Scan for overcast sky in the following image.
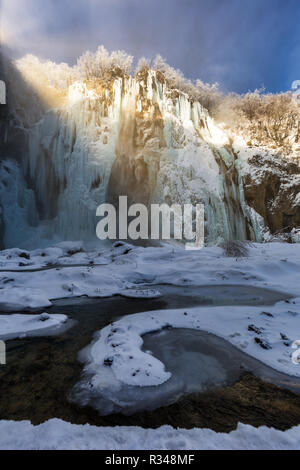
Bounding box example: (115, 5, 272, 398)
(1, 0, 299, 93)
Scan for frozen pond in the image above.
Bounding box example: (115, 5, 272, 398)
(143, 328, 300, 404)
(148, 284, 290, 306)
(73, 326, 300, 416)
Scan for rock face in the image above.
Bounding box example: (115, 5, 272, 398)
(242, 153, 300, 235)
(0, 64, 299, 248)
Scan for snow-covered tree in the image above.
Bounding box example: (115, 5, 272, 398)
(135, 57, 151, 74)
(76, 46, 133, 80)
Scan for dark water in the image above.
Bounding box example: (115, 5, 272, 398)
(0, 284, 298, 425)
(142, 284, 291, 307)
(143, 328, 300, 403)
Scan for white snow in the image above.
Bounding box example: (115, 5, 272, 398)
(68, 81, 98, 105)
(0, 241, 299, 311)
(0, 287, 52, 312)
(0, 419, 299, 450)
(120, 288, 162, 299)
(0, 312, 68, 340)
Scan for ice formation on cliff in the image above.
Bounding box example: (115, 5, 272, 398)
(0, 62, 276, 247)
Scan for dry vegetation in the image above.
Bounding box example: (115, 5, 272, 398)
(219, 241, 251, 258)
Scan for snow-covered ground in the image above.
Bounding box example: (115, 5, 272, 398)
(0, 288, 52, 312)
(0, 240, 300, 449)
(0, 419, 299, 450)
(0, 241, 299, 310)
(0, 313, 68, 340)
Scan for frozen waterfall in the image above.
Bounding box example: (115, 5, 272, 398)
(0, 69, 264, 248)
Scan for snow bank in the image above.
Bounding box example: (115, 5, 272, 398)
(0, 242, 299, 311)
(0, 313, 68, 340)
(0, 288, 52, 312)
(0, 419, 299, 450)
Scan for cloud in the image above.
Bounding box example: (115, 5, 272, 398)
(1, 0, 299, 93)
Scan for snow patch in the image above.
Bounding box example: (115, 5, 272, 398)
(0, 313, 68, 340)
(0, 288, 52, 311)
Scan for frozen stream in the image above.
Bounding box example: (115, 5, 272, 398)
(141, 328, 300, 410)
(73, 323, 300, 417)
(0, 283, 299, 425)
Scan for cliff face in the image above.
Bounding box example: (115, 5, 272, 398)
(242, 154, 300, 235)
(0, 67, 299, 248)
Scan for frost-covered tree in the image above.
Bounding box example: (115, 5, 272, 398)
(195, 80, 222, 113)
(214, 89, 300, 155)
(17, 54, 77, 89)
(135, 57, 150, 74)
(94, 45, 111, 75)
(110, 50, 133, 75)
(76, 46, 133, 80)
(155, 54, 186, 91)
(77, 51, 99, 80)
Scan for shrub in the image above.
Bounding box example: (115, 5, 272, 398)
(219, 240, 251, 257)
